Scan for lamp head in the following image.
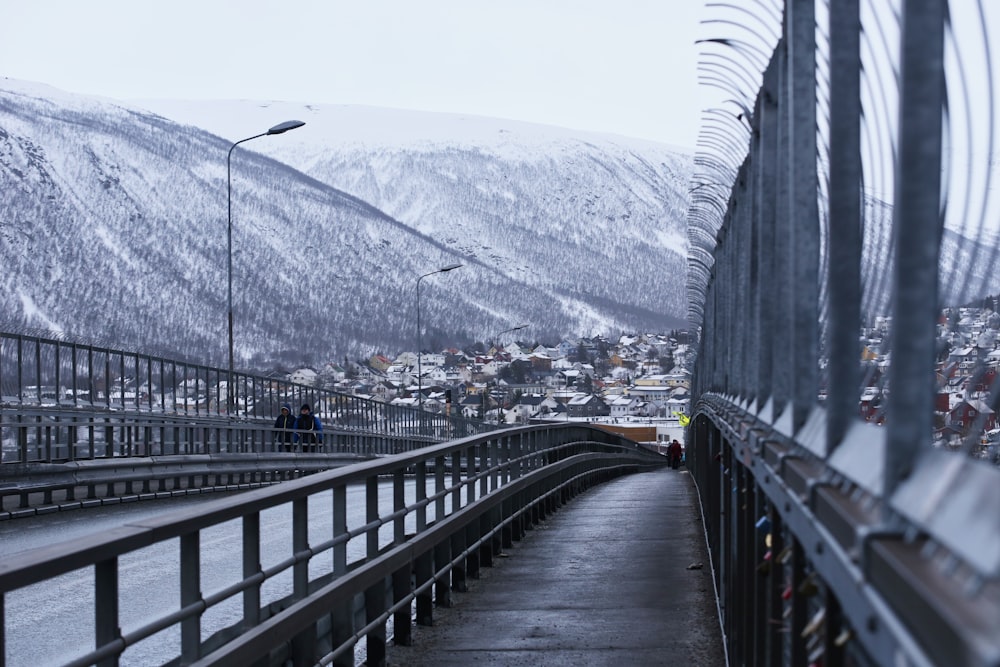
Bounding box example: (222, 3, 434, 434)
(267, 120, 306, 135)
(439, 263, 463, 273)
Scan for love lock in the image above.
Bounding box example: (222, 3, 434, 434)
(801, 607, 826, 638)
(797, 572, 819, 597)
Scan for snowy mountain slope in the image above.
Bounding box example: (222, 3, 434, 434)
(135, 99, 693, 330)
(1, 80, 692, 368)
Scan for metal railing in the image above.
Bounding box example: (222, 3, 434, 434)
(687, 1, 1000, 666)
(0, 423, 664, 667)
(0, 411, 430, 517)
(0, 409, 471, 465)
(0, 332, 491, 435)
(0, 330, 492, 465)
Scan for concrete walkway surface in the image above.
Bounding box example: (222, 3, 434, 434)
(386, 467, 726, 666)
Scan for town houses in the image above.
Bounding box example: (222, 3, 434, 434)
(281, 299, 1000, 463)
(285, 332, 694, 427)
(860, 301, 1000, 459)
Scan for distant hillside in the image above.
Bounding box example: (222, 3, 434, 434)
(1, 80, 692, 369)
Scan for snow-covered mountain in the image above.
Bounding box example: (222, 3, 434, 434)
(0, 79, 691, 369)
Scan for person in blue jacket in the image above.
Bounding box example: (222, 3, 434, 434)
(293, 403, 323, 452)
(273, 403, 295, 451)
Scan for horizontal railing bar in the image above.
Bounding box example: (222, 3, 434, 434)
(190, 452, 653, 666)
(1, 423, 659, 667)
(202, 570, 266, 612)
(259, 554, 300, 581)
(309, 532, 350, 555)
(695, 393, 1000, 667)
(118, 598, 208, 653)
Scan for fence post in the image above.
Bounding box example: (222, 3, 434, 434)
(786, 0, 820, 434)
(826, 0, 863, 450)
(884, 0, 946, 499)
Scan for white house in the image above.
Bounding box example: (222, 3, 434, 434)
(428, 367, 449, 384)
(510, 394, 547, 422)
(288, 368, 318, 386)
(395, 351, 418, 366)
(609, 394, 641, 418)
(420, 352, 446, 368)
(386, 364, 411, 384)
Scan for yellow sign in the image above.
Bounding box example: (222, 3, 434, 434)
(673, 411, 690, 427)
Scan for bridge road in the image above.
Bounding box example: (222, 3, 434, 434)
(388, 467, 725, 666)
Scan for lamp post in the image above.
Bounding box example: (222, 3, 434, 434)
(492, 324, 528, 349)
(491, 324, 528, 425)
(226, 120, 305, 413)
(415, 263, 462, 412)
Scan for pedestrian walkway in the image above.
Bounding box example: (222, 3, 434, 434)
(388, 467, 726, 666)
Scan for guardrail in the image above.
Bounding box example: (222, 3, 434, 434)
(687, 1, 1000, 666)
(0, 407, 465, 466)
(0, 452, 373, 519)
(690, 395, 1000, 667)
(0, 408, 472, 517)
(0, 423, 665, 667)
(0, 329, 490, 440)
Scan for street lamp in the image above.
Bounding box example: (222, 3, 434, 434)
(492, 324, 529, 349)
(226, 120, 305, 412)
(416, 263, 462, 412)
(491, 324, 528, 425)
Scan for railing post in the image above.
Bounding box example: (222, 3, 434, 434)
(364, 476, 386, 666)
(391, 469, 412, 646)
(180, 532, 202, 664)
(17, 414, 28, 463)
(451, 450, 461, 513)
(451, 529, 468, 593)
(501, 495, 514, 549)
(329, 484, 352, 666)
(242, 512, 261, 629)
(95, 558, 120, 667)
(750, 54, 777, 413)
(511, 433, 522, 480)
(478, 440, 489, 498)
(826, 0, 862, 450)
(786, 0, 819, 434)
(291, 497, 315, 665)
(415, 458, 434, 625)
(434, 538, 453, 609)
(435, 455, 446, 522)
(884, 0, 946, 499)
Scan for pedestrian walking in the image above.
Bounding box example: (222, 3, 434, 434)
(294, 403, 323, 452)
(668, 439, 683, 470)
(273, 403, 295, 452)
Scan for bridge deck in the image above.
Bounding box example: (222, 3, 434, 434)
(388, 467, 725, 666)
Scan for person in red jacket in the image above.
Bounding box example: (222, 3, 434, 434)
(668, 439, 683, 470)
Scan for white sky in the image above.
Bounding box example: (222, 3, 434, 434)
(0, 0, 716, 148)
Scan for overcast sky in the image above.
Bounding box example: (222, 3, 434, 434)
(0, 0, 717, 148)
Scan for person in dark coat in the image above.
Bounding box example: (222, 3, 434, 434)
(273, 403, 295, 452)
(293, 403, 323, 452)
(668, 439, 683, 470)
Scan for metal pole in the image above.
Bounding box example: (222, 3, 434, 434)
(416, 274, 424, 411)
(885, 0, 945, 498)
(786, 0, 819, 434)
(225, 121, 304, 415)
(415, 264, 462, 413)
(827, 0, 862, 450)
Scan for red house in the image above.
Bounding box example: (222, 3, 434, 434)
(948, 399, 997, 438)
